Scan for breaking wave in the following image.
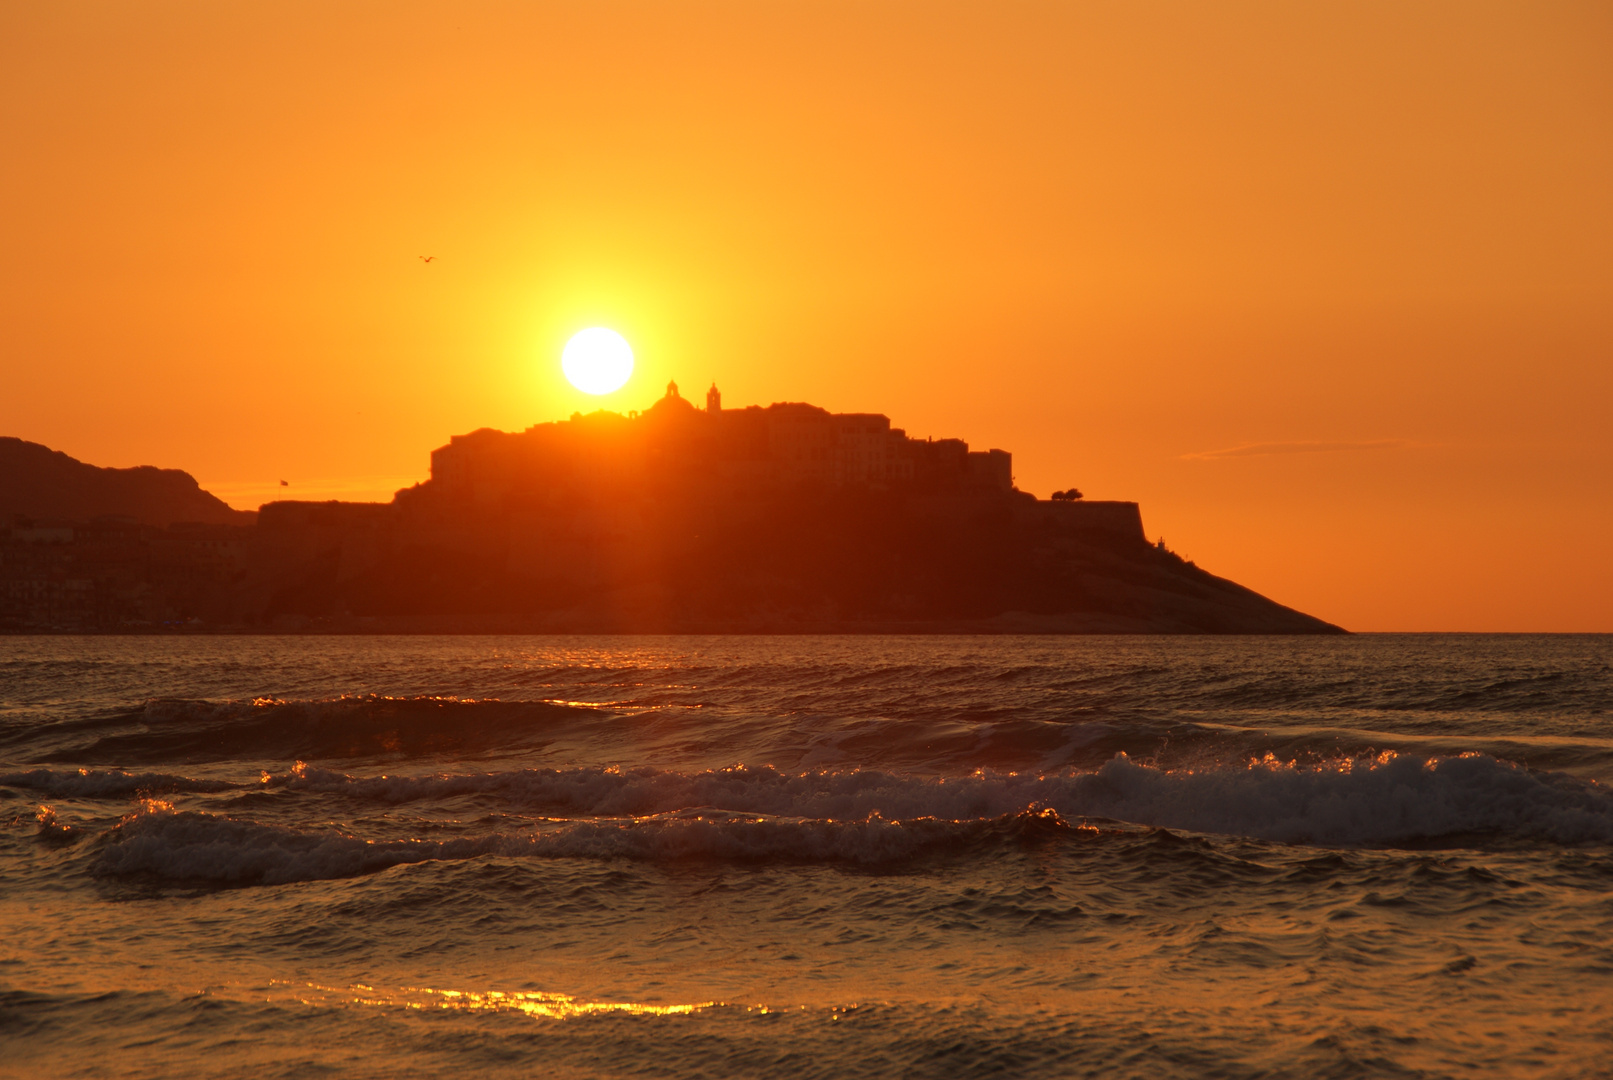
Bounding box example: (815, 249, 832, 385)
(76, 752, 1613, 887)
(15, 684, 1613, 779)
(1, 768, 239, 799)
(93, 806, 1072, 884)
(274, 751, 1613, 847)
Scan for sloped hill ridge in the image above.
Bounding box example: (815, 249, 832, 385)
(0, 437, 251, 527)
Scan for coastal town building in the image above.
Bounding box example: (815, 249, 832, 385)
(422, 381, 1009, 507)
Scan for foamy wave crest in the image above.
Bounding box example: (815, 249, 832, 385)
(279, 752, 1613, 846)
(1, 768, 238, 799)
(93, 807, 1070, 884)
(1070, 752, 1613, 845)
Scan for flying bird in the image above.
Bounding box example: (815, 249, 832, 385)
(419, 255, 435, 263)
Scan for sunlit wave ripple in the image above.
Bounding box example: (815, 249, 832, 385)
(2, 634, 1610, 1078)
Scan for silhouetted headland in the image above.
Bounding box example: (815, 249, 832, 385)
(0, 437, 252, 528)
(1, 385, 1342, 632)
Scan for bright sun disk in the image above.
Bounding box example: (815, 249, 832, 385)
(561, 328, 634, 394)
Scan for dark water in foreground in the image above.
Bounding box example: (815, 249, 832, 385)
(2, 634, 1610, 1079)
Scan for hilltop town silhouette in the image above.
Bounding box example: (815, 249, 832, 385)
(0, 384, 1341, 633)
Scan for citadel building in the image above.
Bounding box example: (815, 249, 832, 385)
(415, 380, 1014, 511)
(0, 387, 1339, 632)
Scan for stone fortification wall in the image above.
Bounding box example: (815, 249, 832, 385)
(1038, 500, 1145, 542)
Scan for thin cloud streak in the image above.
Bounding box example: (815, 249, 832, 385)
(1182, 439, 1411, 461)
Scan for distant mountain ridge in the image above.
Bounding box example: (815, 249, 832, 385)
(0, 437, 252, 527)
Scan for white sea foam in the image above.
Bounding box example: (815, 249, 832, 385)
(275, 751, 1613, 847)
(68, 751, 1613, 888)
(93, 747, 1613, 886)
(1071, 751, 1613, 845)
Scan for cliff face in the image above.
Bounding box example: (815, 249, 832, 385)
(0, 438, 252, 527)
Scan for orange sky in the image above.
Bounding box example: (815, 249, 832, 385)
(3, 2, 1610, 631)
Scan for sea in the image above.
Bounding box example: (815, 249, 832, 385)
(2, 634, 1610, 1079)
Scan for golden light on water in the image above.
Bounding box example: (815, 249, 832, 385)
(418, 987, 706, 1019)
(281, 981, 710, 1020)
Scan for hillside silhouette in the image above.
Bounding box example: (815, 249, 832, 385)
(241, 383, 1341, 633)
(1, 387, 1342, 633)
(0, 438, 252, 528)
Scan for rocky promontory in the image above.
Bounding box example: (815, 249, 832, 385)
(0, 437, 252, 528)
(1, 387, 1342, 633)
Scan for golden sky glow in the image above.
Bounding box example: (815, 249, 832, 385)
(2, 2, 1610, 630)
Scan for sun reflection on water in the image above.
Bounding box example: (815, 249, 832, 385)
(277, 980, 713, 1019)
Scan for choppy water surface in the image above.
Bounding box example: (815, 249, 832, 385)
(2, 634, 1610, 1078)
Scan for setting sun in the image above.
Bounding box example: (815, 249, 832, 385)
(4, 7, 1613, 1078)
(561, 328, 634, 395)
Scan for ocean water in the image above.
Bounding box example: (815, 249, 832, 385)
(2, 634, 1610, 1079)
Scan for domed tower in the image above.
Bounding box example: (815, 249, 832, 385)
(706, 383, 722, 414)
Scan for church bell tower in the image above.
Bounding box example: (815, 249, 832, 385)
(706, 383, 722, 413)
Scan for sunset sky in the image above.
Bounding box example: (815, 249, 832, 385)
(3, 2, 1609, 631)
